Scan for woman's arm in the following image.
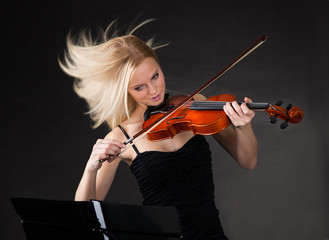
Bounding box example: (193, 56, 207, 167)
(213, 97, 258, 170)
(75, 137, 126, 201)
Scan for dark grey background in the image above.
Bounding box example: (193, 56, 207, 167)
(2, 0, 328, 239)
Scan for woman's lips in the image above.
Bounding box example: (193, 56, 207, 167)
(151, 94, 160, 101)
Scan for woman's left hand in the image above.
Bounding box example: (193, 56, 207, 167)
(223, 97, 255, 127)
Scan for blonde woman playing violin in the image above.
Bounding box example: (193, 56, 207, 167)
(59, 20, 257, 240)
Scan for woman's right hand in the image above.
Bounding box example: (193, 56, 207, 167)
(86, 139, 126, 172)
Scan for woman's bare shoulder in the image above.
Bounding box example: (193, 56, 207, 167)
(192, 93, 207, 101)
(104, 126, 125, 141)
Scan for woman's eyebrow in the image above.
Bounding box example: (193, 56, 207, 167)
(151, 67, 159, 79)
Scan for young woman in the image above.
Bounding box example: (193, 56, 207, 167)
(59, 20, 258, 240)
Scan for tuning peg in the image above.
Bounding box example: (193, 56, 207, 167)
(269, 114, 278, 124)
(286, 104, 292, 111)
(280, 120, 288, 129)
(275, 100, 283, 106)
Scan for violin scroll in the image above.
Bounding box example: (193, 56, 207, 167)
(266, 100, 304, 129)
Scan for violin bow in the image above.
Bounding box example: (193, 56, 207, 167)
(120, 35, 268, 154)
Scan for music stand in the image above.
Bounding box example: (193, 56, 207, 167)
(98, 201, 182, 240)
(11, 198, 182, 240)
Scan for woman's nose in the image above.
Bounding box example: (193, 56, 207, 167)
(148, 83, 157, 95)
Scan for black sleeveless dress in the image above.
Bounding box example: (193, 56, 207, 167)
(120, 125, 229, 240)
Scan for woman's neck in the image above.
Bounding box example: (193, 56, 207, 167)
(128, 104, 147, 124)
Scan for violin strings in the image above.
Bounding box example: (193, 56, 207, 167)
(190, 101, 270, 111)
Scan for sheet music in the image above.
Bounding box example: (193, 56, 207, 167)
(91, 200, 109, 240)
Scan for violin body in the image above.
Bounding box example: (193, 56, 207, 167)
(143, 94, 235, 141)
(143, 94, 304, 142)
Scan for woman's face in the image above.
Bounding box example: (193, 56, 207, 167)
(128, 57, 166, 108)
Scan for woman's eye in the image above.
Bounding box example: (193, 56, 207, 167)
(134, 86, 143, 91)
(152, 73, 159, 80)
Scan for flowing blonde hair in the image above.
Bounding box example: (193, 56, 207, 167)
(59, 20, 166, 129)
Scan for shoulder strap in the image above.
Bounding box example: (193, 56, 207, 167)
(118, 125, 140, 155)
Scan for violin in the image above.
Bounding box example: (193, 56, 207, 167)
(120, 35, 303, 153)
(142, 93, 304, 141)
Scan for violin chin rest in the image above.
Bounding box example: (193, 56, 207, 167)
(144, 93, 170, 121)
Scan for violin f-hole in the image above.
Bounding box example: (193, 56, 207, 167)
(167, 113, 187, 124)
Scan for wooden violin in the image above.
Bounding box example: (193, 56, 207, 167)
(120, 35, 303, 153)
(142, 93, 304, 141)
